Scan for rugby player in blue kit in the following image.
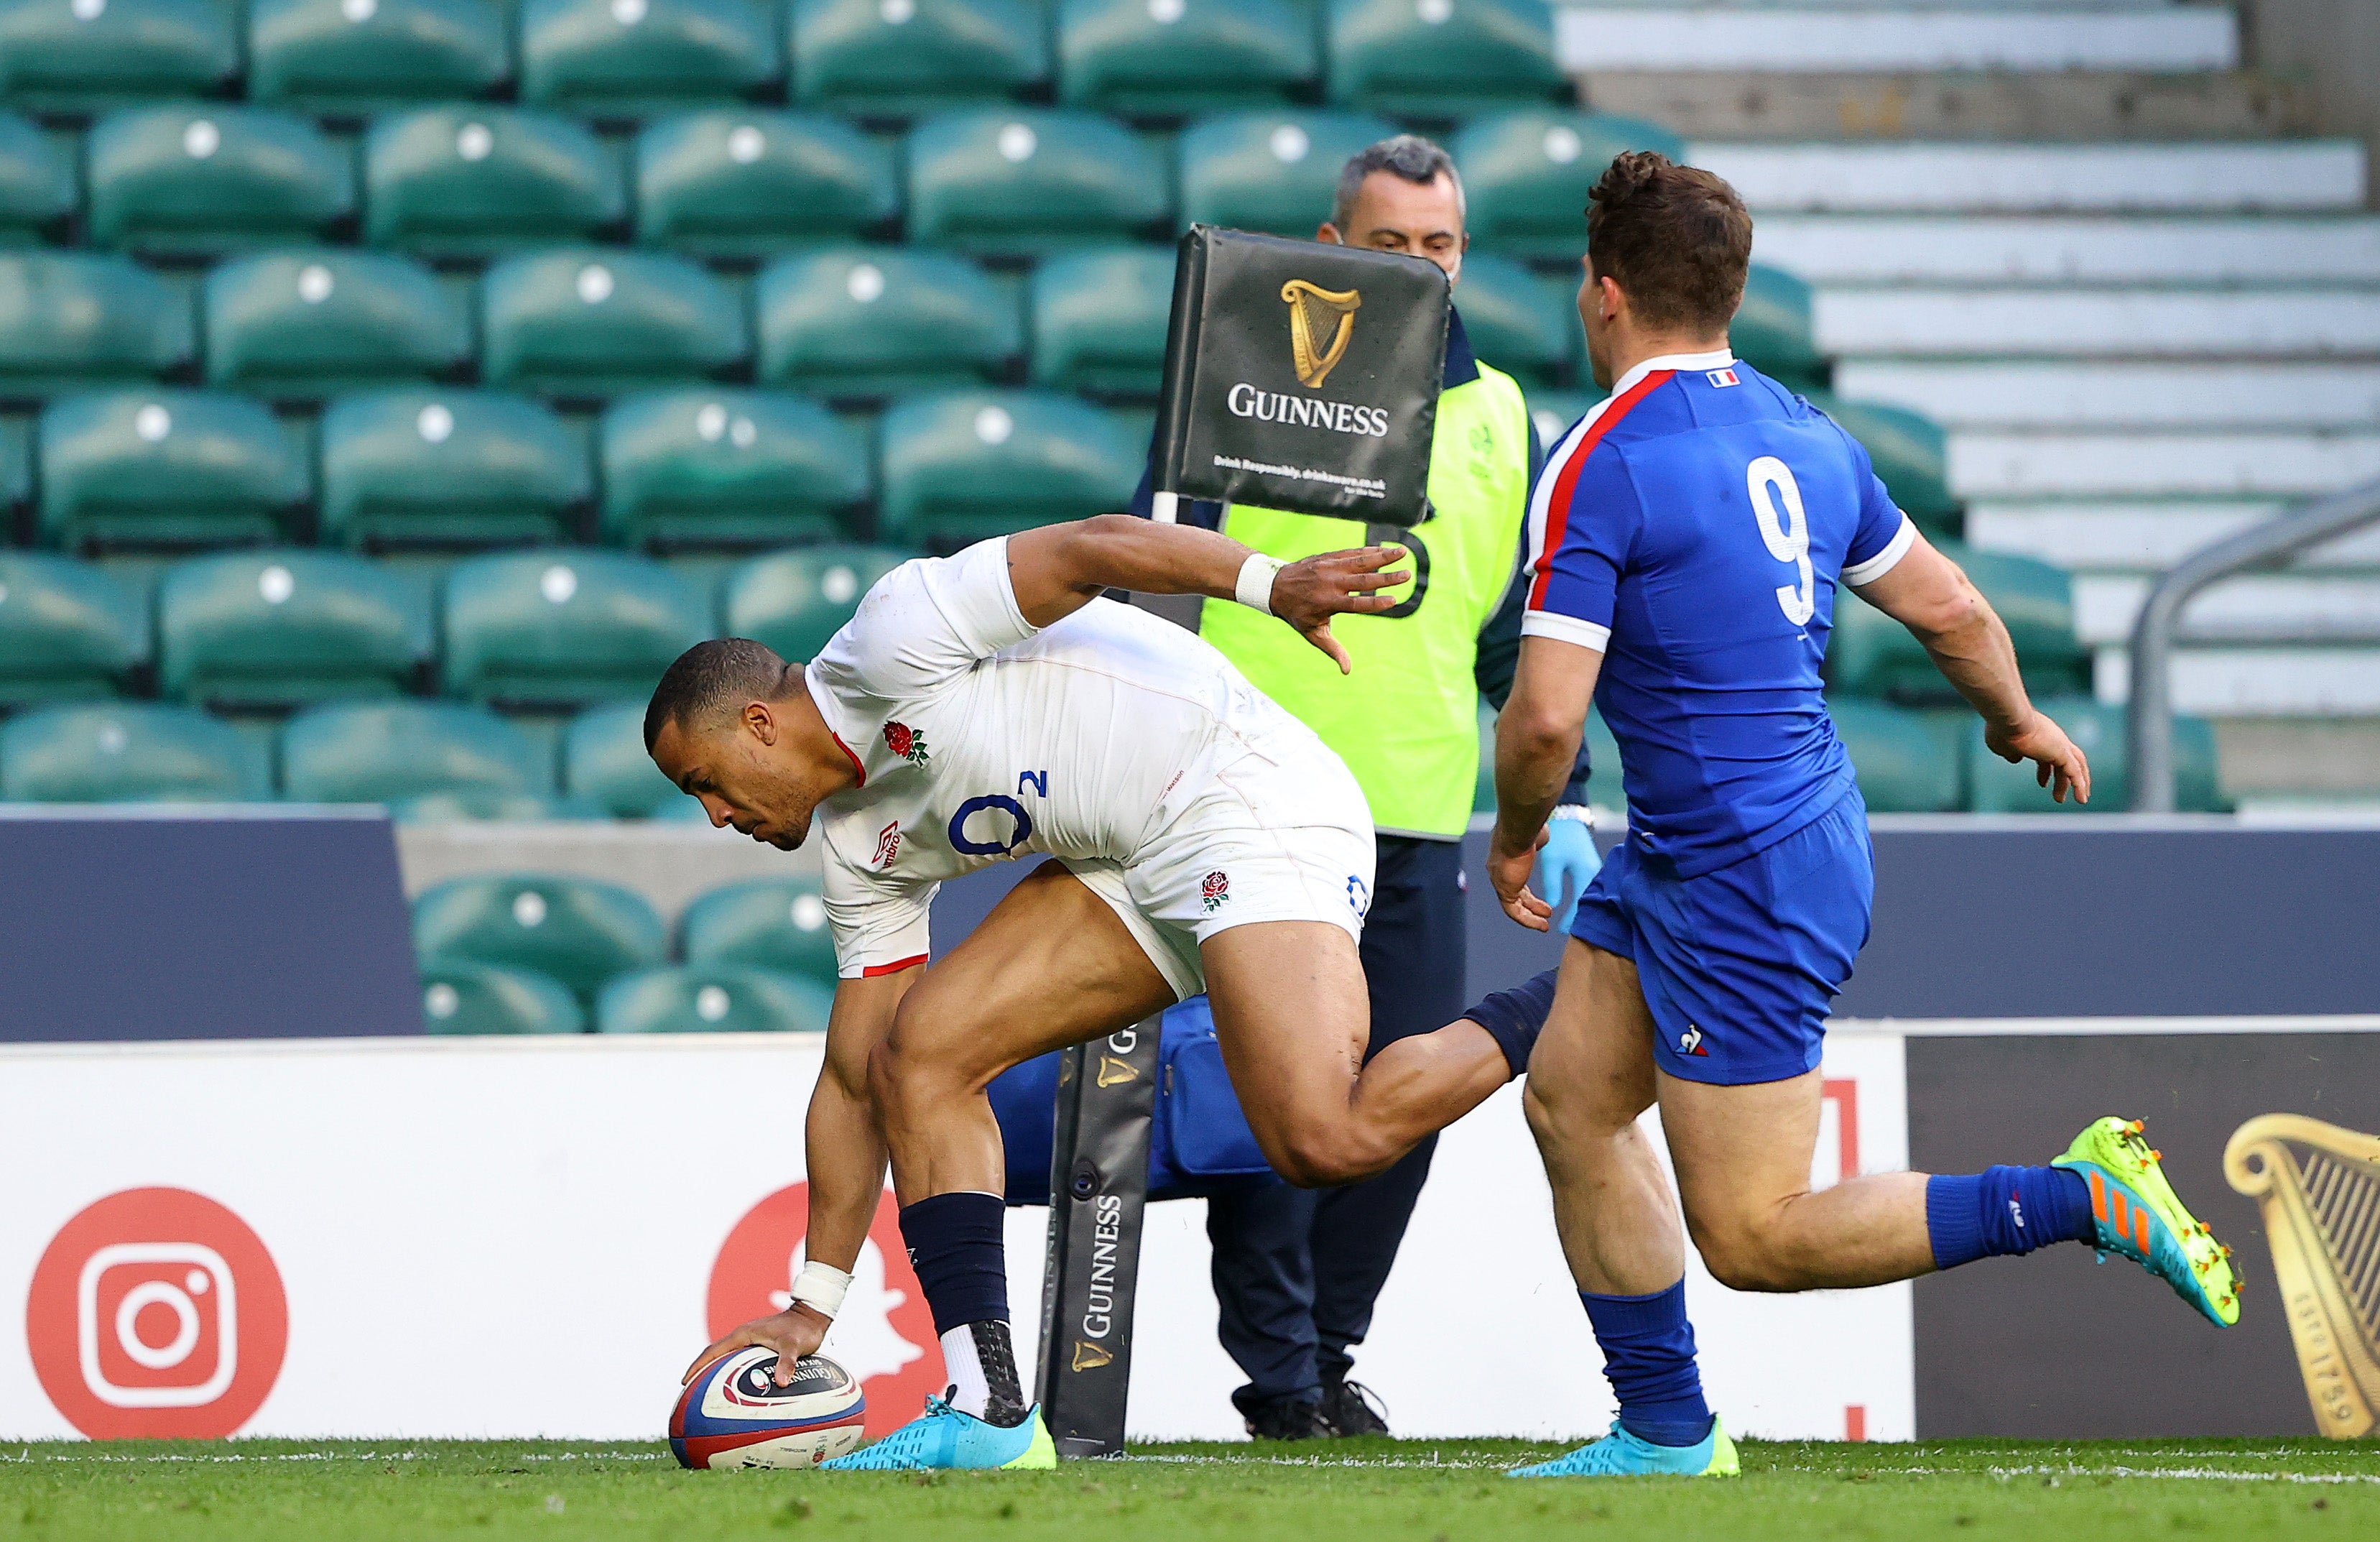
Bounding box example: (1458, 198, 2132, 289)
(1472, 152, 2242, 1478)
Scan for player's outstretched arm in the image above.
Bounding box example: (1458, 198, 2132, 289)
(1004, 514, 1411, 674)
(1488, 636, 1606, 931)
(1852, 534, 2092, 805)
(680, 968, 917, 1388)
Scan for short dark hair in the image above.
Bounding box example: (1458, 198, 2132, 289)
(644, 637, 798, 752)
(1585, 151, 1751, 335)
(1333, 134, 1465, 232)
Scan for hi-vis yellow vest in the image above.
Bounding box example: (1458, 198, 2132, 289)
(1198, 361, 1534, 839)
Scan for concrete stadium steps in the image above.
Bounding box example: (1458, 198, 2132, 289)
(1968, 502, 2380, 571)
(1833, 362, 2380, 430)
(2094, 647, 2380, 716)
(2073, 573, 2380, 645)
(1814, 290, 2380, 359)
(1948, 432, 2380, 499)
(1691, 141, 2366, 213)
(1556, 6, 2238, 74)
(1752, 217, 2380, 285)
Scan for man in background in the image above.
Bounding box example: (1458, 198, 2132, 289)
(1131, 135, 1600, 1439)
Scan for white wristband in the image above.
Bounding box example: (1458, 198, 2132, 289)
(1233, 553, 1289, 615)
(1550, 804, 1593, 826)
(789, 1260, 851, 1319)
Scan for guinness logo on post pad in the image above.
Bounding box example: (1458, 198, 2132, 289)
(1281, 279, 1361, 388)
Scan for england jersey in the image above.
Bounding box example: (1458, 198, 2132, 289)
(805, 537, 1368, 982)
(1524, 351, 1915, 877)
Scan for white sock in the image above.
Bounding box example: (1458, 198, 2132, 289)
(940, 1324, 990, 1418)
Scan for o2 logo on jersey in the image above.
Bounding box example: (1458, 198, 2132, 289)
(948, 794, 1034, 857)
(1746, 456, 1816, 627)
(1346, 874, 1371, 920)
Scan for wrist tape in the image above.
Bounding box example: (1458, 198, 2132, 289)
(1233, 553, 1288, 615)
(790, 1260, 851, 1319)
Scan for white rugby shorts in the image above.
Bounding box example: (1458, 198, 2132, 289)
(1062, 739, 1375, 1001)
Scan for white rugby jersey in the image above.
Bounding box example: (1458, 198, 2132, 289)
(805, 537, 1329, 977)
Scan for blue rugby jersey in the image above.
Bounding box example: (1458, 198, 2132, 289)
(1524, 351, 1916, 876)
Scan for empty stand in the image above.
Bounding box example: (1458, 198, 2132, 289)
(562, 698, 680, 816)
(1055, 0, 1315, 116)
(1324, 0, 1566, 121)
(877, 387, 1137, 548)
(1453, 109, 1682, 257)
(1176, 109, 1398, 236)
(1963, 696, 2226, 815)
(679, 876, 838, 987)
(412, 871, 667, 1002)
(202, 249, 471, 394)
(1827, 696, 1960, 814)
(420, 959, 587, 1034)
(721, 542, 911, 660)
(596, 963, 833, 1033)
(39, 391, 306, 550)
(1731, 264, 1825, 390)
(632, 110, 897, 254)
(790, 0, 1047, 113)
(0, 0, 239, 106)
(1028, 244, 1172, 396)
(756, 246, 1019, 393)
(86, 106, 355, 254)
(1803, 390, 1957, 532)
(364, 107, 627, 252)
(599, 389, 870, 548)
(518, 0, 781, 112)
(0, 701, 267, 801)
(440, 548, 712, 705)
(907, 108, 1168, 252)
(481, 248, 747, 393)
(283, 698, 554, 801)
(0, 553, 148, 704)
(318, 389, 591, 548)
(0, 253, 193, 394)
(1828, 541, 2089, 706)
(1450, 254, 1570, 388)
(0, 114, 74, 241)
(157, 548, 431, 706)
(247, 0, 514, 109)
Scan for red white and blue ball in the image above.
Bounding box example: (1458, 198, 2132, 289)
(670, 1348, 867, 1469)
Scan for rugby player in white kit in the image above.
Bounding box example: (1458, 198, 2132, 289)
(649, 515, 1559, 1469)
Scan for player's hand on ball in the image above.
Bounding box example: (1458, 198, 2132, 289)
(1272, 545, 1412, 675)
(1487, 823, 1555, 932)
(681, 1305, 829, 1389)
(1988, 708, 2092, 805)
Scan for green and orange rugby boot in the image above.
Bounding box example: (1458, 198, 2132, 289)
(2053, 1117, 2241, 1327)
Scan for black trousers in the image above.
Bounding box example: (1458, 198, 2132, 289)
(1205, 835, 1468, 1404)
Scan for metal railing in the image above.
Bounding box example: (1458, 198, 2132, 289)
(2127, 476, 2380, 811)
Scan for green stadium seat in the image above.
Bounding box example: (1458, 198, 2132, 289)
(1733, 264, 1825, 392)
(879, 388, 1137, 548)
(1056, 0, 1312, 115)
(1451, 254, 1570, 388)
(519, 0, 779, 111)
(481, 247, 746, 393)
(157, 548, 431, 707)
(1029, 245, 1172, 396)
(0, 0, 237, 106)
(1325, 0, 1565, 120)
(0, 553, 147, 705)
(681, 877, 837, 987)
(421, 959, 587, 1034)
(597, 963, 834, 1033)
(1829, 540, 2090, 706)
(85, 106, 353, 255)
(1964, 697, 2226, 815)
(0, 114, 74, 242)
(721, 542, 911, 660)
(1175, 109, 1398, 236)
(1827, 696, 1962, 813)
(755, 246, 1018, 394)
(412, 872, 666, 1002)
(390, 788, 604, 821)
(319, 389, 591, 548)
(0, 701, 267, 802)
(283, 698, 554, 803)
(1524, 388, 1592, 450)
(0, 254, 193, 394)
(907, 108, 1168, 254)
(599, 389, 869, 549)
(248, 0, 512, 109)
(202, 250, 471, 396)
(1453, 110, 1685, 258)
(441, 548, 713, 706)
(38, 391, 305, 550)
(1803, 390, 1958, 531)
(633, 111, 896, 254)
(364, 107, 626, 254)
(562, 698, 678, 816)
(790, 0, 1046, 113)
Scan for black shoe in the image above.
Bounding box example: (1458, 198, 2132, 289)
(1320, 1379, 1390, 1437)
(1233, 1388, 1330, 1441)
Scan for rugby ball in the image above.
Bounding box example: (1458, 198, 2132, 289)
(670, 1347, 868, 1469)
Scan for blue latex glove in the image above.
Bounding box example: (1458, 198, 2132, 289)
(1532, 812, 1603, 936)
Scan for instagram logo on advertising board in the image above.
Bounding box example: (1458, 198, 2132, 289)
(25, 1188, 287, 1439)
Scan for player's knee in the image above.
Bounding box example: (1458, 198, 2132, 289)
(866, 1025, 956, 1118)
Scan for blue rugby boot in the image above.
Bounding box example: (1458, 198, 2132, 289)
(1507, 1417, 1738, 1478)
(819, 1395, 1057, 1472)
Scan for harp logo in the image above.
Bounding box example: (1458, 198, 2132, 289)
(2226, 1114, 2380, 1437)
(1282, 279, 1362, 388)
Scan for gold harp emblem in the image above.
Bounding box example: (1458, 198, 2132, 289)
(1280, 280, 1362, 389)
(2225, 1114, 2380, 1436)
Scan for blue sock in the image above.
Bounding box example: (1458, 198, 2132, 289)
(1463, 968, 1560, 1079)
(1925, 1165, 2096, 1270)
(1579, 1281, 1713, 1448)
(899, 1190, 1010, 1336)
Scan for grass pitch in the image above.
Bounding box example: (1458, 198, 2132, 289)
(1, 1436, 2373, 1541)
